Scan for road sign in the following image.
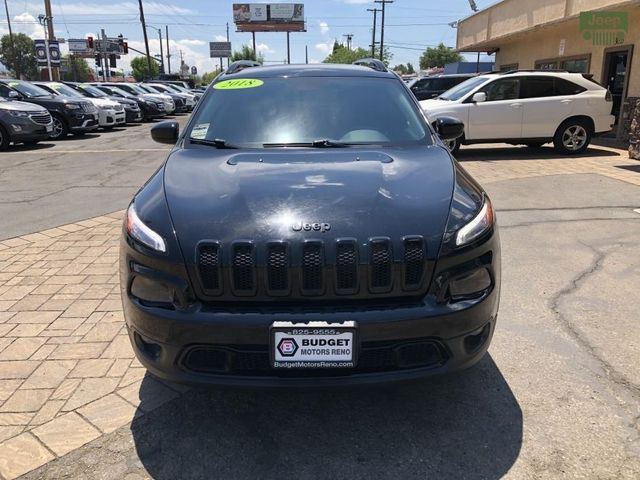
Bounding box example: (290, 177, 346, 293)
(95, 39, 124, 54)
(191, 66, 198, 75)
(210, 42, 232, 58)
(68, 38, 91, 54)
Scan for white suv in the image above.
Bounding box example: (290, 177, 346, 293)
(420, 71, 615, 155)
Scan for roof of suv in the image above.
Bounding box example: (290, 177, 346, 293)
(219, 63, 397, 79)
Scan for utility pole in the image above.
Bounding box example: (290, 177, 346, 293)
(286, 32, 290, 64)
(165, 25, 171, 74)
(44, 0, 58, 80)
(3, 0, 18, 78)
(158, 28, 164, 74)
(367, 8, 380, 58)
(342, 33, 353, 50)
(179, 49, 184, 75)
(305, 45, 308, 64)
(252, 32, 256, 59)
(226, 22, 230, 67)
(101, 29, 109, 81)
(374, 0, 393, 61)
(37, 15, 52, 81)
(137, 0, 152, 79)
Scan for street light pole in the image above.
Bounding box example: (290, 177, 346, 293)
(165, 25, 171, 74)
(157, 28, 164, 74)
(38, 15, 53, 81)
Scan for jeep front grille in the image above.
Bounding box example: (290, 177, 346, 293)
(195, 236, 428, 301)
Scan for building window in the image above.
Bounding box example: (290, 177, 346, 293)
(535, 55, 590, 73)
(561, 57, 589, 73)
(535, 60, 559, 70)
(499, 63, 519, 72)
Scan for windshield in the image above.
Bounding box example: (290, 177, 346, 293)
(7, 81, 51, 98)
(137, 85, 157, 94)
(117, 84, 146, 95)
(149, 84, 170, 93)
(79, 85, 107, 97)
(439, 76, 489, 101)
(187, 76, 430, 148)
(46, 83, 83, 98)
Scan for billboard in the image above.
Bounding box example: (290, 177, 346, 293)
(233, 3, 305, 32)
(210, 42, 232, 58)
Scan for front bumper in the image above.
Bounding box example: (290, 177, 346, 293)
(68, 112, 99, 132)
(125, 108, 143, 123)
(6, 118, 52, 143)
(98, 109, 126, 127)
(120, 232, 500, 387)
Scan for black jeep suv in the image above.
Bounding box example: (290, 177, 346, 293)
(0, 80, 98, 139)
(121, 60, 500, 387)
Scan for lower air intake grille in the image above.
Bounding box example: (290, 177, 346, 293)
(197, 244, 220, 293)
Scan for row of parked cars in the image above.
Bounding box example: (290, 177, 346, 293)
(0, 79, 203, 149)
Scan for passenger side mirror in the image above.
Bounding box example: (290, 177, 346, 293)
(150, 121, 179, 144)
(435, 117, 464, 141)
(471, 92, 487, 103)
(8, 90, 21, 100)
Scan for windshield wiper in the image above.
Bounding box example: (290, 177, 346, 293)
(263, 139, 349, 148)
(189, 138, 239, 149)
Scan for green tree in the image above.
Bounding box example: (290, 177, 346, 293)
(230, 45, 264, 64)
(200, 68, 222, 85)
(130, 56, 160, 81)
(393, 64, 408, 74)
(323, 46, 392, 66)
(0, 33, 37, 79)
(406, 62, 415, 74)
(62, 55, 93, 82)
(419, 43, 463, 69)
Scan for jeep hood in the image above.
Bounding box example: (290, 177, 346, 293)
(162, 146, 455, 261)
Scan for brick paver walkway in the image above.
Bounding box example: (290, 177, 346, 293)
(0, 145, 638, 479)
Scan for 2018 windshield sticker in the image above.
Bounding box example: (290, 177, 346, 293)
(213, 79, 264, 90)
(191, 123, 209, 139)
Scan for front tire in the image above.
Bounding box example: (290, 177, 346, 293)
(553, 119, 591, 155)
(49, 114, 68, 140)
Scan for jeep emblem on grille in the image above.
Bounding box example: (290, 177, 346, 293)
(292, 221, 331, 233)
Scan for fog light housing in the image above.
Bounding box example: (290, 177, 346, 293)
(449, 268, 491, 300)
(131, 276, 173, 305)
(11, 124, 22, 132)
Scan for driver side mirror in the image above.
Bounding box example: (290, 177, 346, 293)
(151, 121, 179, 144)
(8, 90, 21, 100)
(435, 117, 464, 141)
(471, 92, 487, 103)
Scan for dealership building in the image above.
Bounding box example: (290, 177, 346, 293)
(456, 0, 640, 141)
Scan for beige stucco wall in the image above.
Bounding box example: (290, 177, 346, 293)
(493, 6, 639, 96)
(457, 0, 637, 50)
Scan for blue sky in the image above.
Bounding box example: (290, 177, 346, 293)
(1, 0, 497, 74)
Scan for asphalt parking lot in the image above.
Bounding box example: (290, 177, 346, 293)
(1, 126, 639, 479)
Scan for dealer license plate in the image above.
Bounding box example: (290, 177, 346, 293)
(271, 321, 356, 369)
(46, 125, 53, 133)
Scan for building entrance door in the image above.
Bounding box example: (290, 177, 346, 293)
(602, 46, 633, 124)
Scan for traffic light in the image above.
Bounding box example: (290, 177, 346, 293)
(109, 54, 117, 68)
(87, 36, 94, 49)
(122, 42, 128, 55)
(95, 54, 101, 67)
